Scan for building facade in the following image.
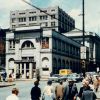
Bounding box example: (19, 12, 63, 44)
(0, 29, 6, 70)
(10, 6, 75, 33)
(64, 29, 100, 72)
(6, 26, 80, 79)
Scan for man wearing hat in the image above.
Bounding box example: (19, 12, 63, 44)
(62, 79, 78, 100)
(31, 81, 41, 100)
(78, 79, 90, 99)
(78, 79, 96, 100)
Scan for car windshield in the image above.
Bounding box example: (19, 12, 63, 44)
(52, 74, 60, 77)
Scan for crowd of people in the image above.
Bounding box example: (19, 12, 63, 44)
(6, 74, 100, 100)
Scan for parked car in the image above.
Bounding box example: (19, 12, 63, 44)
(59, 75, 69, 82)
(67, 73, 83, 82)
(48, 74, 61, 82)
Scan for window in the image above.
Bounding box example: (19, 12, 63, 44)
(40, 15, 48, 20)
(29, 16, 37, 21)
(19, 13, 25, 15)
(58, 40, 61, 51)
(29, 11, 36, 14)
(18, 24, 26, 27)
(40, 10, 47, 13)
(40, 22, 48, 27)
(53, 38, 57, 49)
(51, 15, 55, 19)
(51, 22, 55, 26)
(18, 17, 26, 22)
(21, 41, 34, 48)
(12, 18, 16, 23)
(42, 37, 49, 49)
(29, 57, 34, 61)
(12, 13, 15, 15)
(12, 25, 16, 28)
(51, 9, 55, 12)
(9, 40, 15, 49)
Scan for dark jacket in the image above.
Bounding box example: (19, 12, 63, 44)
(81, 88, 96, 100)
(62, 84, 78, 100)
(78, 86, 92, 98)
(31, 86, 41, 100)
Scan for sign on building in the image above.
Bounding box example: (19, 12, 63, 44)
(80, 46, 86, 59)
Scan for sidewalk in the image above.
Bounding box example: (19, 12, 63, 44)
(0, 82, 15, 88)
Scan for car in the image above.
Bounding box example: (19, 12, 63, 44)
(67, 73, 83, 82)
(59, 75, 69, 82)
(48, 74, 61, 82)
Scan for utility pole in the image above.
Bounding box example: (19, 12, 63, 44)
(82, 0, 86, 77)
(83, 0, 85, 46)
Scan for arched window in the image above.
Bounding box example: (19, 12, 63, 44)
(53, 58, 57, 74)
(8, 58, 15, 69)
(42, 57, 49, 61)
(21, 41, 34, 48)
(62, 59, 65, 69)
(58, 59, 61, 70)
(42, 57, 49, 71)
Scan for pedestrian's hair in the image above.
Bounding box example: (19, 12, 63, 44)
(59, 81, 63, 84)
(47, 80, 52, 85)
(34, 80, 39, 86)
(12, 88, 19, 95)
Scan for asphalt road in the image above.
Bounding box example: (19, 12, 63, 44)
(0, 80, 99, 100)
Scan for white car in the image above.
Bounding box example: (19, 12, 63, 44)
(48, 74, 61, 82)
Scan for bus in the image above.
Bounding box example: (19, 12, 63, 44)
(59, 69, 72, 75)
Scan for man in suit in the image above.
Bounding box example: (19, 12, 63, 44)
(62, 79, 78, 100)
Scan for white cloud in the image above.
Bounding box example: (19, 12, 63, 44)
(68, 9, 82, 30)
(0, 0, 32, 28)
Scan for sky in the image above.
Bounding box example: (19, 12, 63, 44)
(0, 0, 100, 34)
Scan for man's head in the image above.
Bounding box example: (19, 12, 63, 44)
(68, 79, 75, 86)
(47, 80, 52, 85)
(34, 80, 39, 86)
(59, 81, 63, 85)
(12, 88, 19, 96)
(82, 79, 89, 87)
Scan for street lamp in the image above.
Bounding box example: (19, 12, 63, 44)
(82, 0, 86, 77)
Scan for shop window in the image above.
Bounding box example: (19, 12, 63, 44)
(42, 37, 49, 49)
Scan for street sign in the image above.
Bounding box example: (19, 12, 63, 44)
(80, 46, 86, 59)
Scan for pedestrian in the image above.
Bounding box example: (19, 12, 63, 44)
(93, 75, 99, 92)
(2, 72, 7, 82)
(62, 79, 78, 100)
(81, 86, 96, 100)
(6, 88, 19, 100)
(55, 81, 64, 100)
(31, 80, 41, 100)
(42, 80, 55, 100)
(78, 79, 91, 99)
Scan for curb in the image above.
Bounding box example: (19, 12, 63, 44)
(0, 83, 15, 88)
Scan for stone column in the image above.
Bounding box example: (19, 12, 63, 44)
(14, 64, 17, 79)
(20, 63, 22, 78)
(20, 63, 22, 74)
(29, 63, 32, 79)
(24, 63, 26, 78)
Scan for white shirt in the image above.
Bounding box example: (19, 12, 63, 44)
(6, 94, 19, 100)
(43, 85, 54, 96)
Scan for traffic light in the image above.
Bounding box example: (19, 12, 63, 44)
(81, 60, 85, 68)
(81, 60, 86, 77)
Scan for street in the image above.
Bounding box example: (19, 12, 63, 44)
(0, 80, 100, 100)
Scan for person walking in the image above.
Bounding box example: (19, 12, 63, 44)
(93, 75, 99, 92)
(42, 80, 55, 100)
(81, 86, 96, 100)
(62, 79, 78, 100)
(6, 88, 19, 100)
(55, 81, 64, 100)
(78, 79, 90, 99)
(31, 80, 41, 100)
